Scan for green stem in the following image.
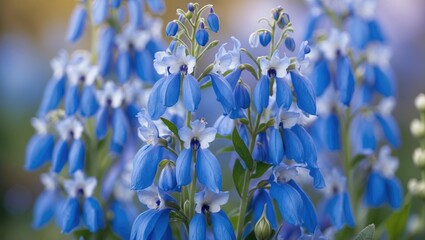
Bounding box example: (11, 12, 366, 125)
(236, 115, 261, 240)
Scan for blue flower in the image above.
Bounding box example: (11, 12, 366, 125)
(190, 190, 235, 240)
(66, 4, 87, 42)
(207, 8, 220, 32)
(95, 81, 130, 154)
(213, 114, 234, 136)
(148, 45, 200, 117)
(365, 146, 402, 209)
(375, 98, 400, 148)
(65, 51, 99, 117)
(177, 120, 222, 192)
(196, 22, 209, 46)
(259, 31, 272, 47)
(270, 166, 318, 233)
(32, 173, 63, 229)
(97, 26, 116, 77)
(131, 186, 172, 239)
(158, 162, 179, 192)
(61, 171, 104, 233)
(131, 109, 166, 190)
(212, 37, 241, 74)
(91, 0, 109, 25)
(285, 37, 296, 52)
(165, 21, 179, 36)
(321, 169, 355, 230)
(51, 117, 85, 174)
(25, 118, 55, 171)
(37, 50, 68, 117)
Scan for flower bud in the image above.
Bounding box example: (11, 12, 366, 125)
(159, 163, 177, 191)
(410, 119, 425, 138)
(413, 148, 425, 168)
(234, 80, 251, 109)
(254, 206, 272, 240)
(195, 22, 209, 46)
(415, 93, 425, 111)
(284, 37, 296, 52)
(408, 179, 419, 195)
(187, 2, 195, 12)
(259, 31, 271, 47)
(409, 179, 425, 198)
(278, 13, 290, 29)
(207, 8, 220, 33)
(165, 21, 179, 37)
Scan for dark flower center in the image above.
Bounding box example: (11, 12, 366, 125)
(191, 137, 200, 150)
(180, 64, 188, 74)
(79, 75, 86, 83)
(201, 204, 210, 214)
(156, 200, 161, 208)
(267, 68, 277, 78)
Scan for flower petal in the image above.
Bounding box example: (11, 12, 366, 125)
(176, 149, 193, 187)
(83, 197, 105, 232)
(196, 149, 222, 193)
(189, 213, 206, 240)
(290, 71, 316, 115)
(51, 139, 69, 173)
(68, 139, 85, 174)
(80, 86, 99, 117)
(183, 74, 201, 112)
(211, 211, 236, 240)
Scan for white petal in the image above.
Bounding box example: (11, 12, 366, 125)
(179, 127, 193, 149)
(248, 32, 259, 48)
(199, 127, 217, 149)
(259, 57, 270, 76)
(84, 177, 97, 197)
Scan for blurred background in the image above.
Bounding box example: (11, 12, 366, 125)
(1, 0, 425, 239)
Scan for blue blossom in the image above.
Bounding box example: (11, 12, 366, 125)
(212, 37, 241, 74)
(213, 114, 234, 136)
(365, 146, 402, 209)
(158, 162, 179, 192)
(285, 37, 296, 52)
(91, 0, 109, 25)
(131, 109, 166, 190)
(95, 81, 130, 154)
(176, 119, 222, 192)
(61, 171, 104, 233)
(25, 118, 55, 171)
(259, 31, 272, 47)
(51, 117, 85, 174)
(250, 189, 277, 229)
(149, 45, 199, 118)
(65, 51, 99, 117)
(196, 22, 209, 46)
(131, 186, 172, 239)
(269, 165, 318, 233)
(66, 3, 87, 42)
(207, 8, 220, 32)
(38, 50, 68, 117)
(321, 169, 355, 230)
(190, 190, 235, 240)
(32, 173, 63, 229)
(165, 21, 178, 36)
(97, 26, 116, 77)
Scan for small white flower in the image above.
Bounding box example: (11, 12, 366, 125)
(179, 120, 217, 150)
(413, 148, 425, 168)
(318, 29, 350, 61)
(415, 93, 425, 111)
(194, 189, 229, 214)
(373, 146, 399, 178)
(66, 50, 98, 86)
(260, 51, 290, 78)
(56, 117, 84, 140)
(137, 185, 165, 210)
(410, 119, 425, 138)
(137, 109, 159, 145)
(63, 171, 97, 198)
(166, 45, 196, 75)
(213, 37, 241, 73)
(96, 81, 124, 108)
(115, 25, 151, 51)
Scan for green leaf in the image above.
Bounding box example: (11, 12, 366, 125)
(232, 128, 254, 170)
(160, 117, 180, 139)
(385, 202, 410, 240)
(233, 159, 245, 197)
(251, 162, 271, 179)
(354, 224, 375, 240)
(351, 154, 367, 168)
(240, 63, 259, 80)
(217, 146, 235, 154)
(240, 118, 249, 125)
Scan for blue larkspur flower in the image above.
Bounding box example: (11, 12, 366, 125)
(25, 118, 55, 171)
(66, 3, 87, 42)
(51, 117, 85, 174)
(61, 171, 104, 233)
(365, 146, 402, 209)
(190, 190, 235, 240)
(131, 186, 173, 240)
(176, 120, 222, 193)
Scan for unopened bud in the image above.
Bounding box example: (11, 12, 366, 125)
(415, 93, 425, 111)
(409, 179, 425, 198)
(254, 206, 272, 240)
(410, 119, 425, 138)
(413, 148, 425, 168)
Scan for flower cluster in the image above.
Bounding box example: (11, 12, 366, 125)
(25, 1, 407, 239)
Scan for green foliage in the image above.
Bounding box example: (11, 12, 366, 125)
(385, 202, 411, 240)
(233, 159, 245, 196)
(353, 224, 375, 240)
(160, 117, 180, 139)
(232, 128, 254, 170)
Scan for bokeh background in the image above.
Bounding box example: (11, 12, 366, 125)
(1, 0, 425, 239)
